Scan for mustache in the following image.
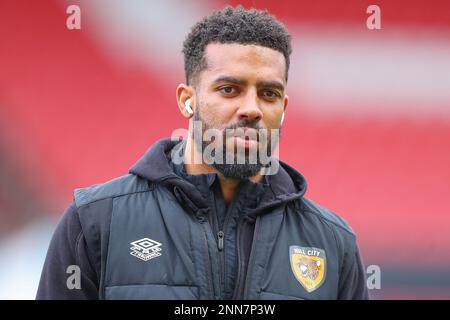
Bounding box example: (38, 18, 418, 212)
(221, 119, 266, 143)
(223, 118, 263, 131)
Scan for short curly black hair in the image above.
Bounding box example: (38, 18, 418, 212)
(182, 5, 292, 86)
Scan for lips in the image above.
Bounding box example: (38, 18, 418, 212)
(232, 136, 258, 149)
(227, 127, 259, 142)
(225, 127, 260, 150)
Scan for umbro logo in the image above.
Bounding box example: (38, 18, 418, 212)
(130, 237, 162, 261)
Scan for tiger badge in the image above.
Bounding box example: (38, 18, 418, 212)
(289, 246, 326, 293)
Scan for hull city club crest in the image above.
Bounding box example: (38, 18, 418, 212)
(290, 246, 326, 293)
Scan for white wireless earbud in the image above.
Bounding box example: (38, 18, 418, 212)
(184, 98, 194, 115)
(280, 112, 285, 125)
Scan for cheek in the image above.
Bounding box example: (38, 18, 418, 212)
(200, 101, 234, 129)
(261, 108, 283, 129)
(199, 105, 220, 128)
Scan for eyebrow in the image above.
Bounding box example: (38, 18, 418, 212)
(257, 80, 285, 92)
(212, 76, 285, 92)
(212, 76, 247, 86)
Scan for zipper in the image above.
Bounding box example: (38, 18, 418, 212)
(231, 214, 249, 299)
(217, 185, 244, 298)
(217, 230, 224, 250)
(209, 181, 245, 299)
(205, 201, 227, 300)
(200, 219, 216, 299)
(241, 216, 261, 299)
(217, 229, 225, 299)
(208, 194, 223, 299)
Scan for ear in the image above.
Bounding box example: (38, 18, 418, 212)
(283, 94, 289, 113)
(281, 94, 289, 124)
(176, 84, 195, 118)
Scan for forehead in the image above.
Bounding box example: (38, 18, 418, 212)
(200, 42, 286, 85)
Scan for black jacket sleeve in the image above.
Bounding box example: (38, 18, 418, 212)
(36, 203, 99, 299)
(338, 243, 370, 300)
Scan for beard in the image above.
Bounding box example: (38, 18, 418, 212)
(192, 103, 280, 180)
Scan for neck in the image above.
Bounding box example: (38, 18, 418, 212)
(183, 137, 263, 206)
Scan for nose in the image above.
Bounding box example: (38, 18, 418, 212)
(236, 89, 263, 124)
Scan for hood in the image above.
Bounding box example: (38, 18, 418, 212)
(129, 137, 308, 216)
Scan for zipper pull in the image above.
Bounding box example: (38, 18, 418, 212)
(217, 231, 224, 251)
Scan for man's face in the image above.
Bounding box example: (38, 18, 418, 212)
(192, 42, 288, 179)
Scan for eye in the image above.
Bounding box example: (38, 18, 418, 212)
(261, 90, 281, 99)
(219, 86, 237, 95)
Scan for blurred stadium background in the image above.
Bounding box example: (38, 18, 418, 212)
(0, 0, 449, 299)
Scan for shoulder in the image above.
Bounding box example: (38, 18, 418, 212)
(301, 198, 355, 235)
(73, 174, 154, 251)
(299, 197, 358, 253)
(74, 174, 153, 208)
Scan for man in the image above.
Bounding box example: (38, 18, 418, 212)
(37, 6, 368, 300)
